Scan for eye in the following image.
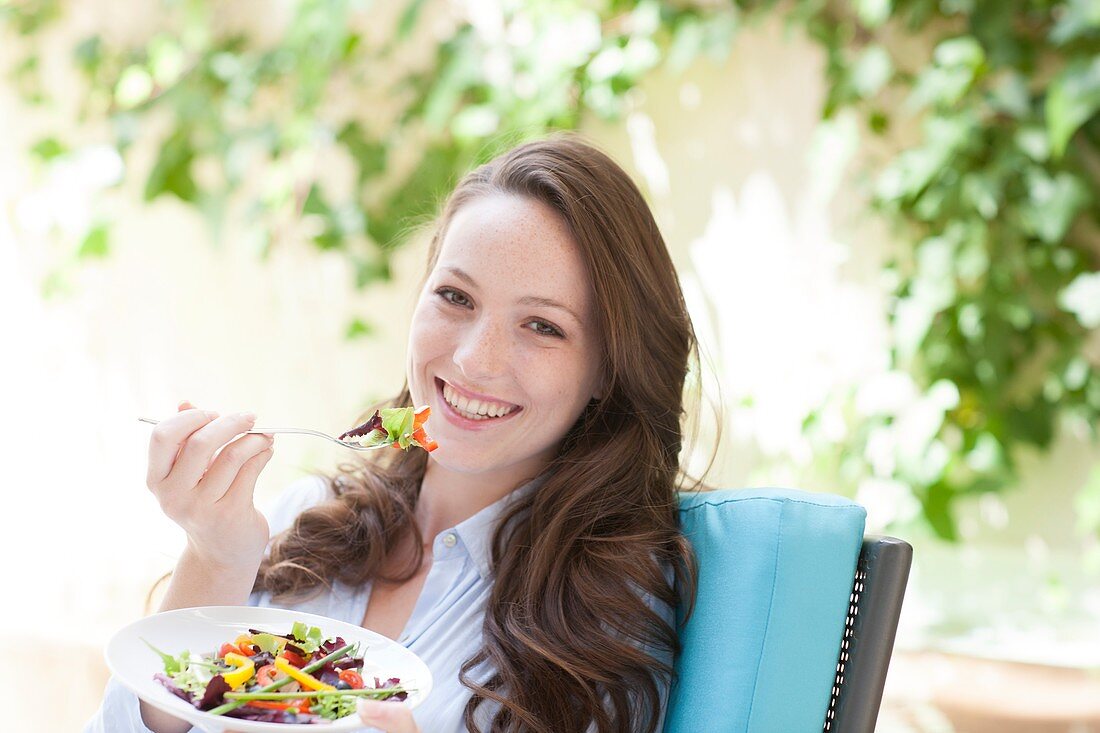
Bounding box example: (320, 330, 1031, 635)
(527, 320, 564, 338)
(436, 287, 472, 308)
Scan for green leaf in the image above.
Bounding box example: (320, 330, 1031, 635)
(249, 633, 285, 654)
(855, 0, 892, 29)
(144, 131, 198, 203)
(337, 122, 387, 183)
(922, 481, 958, 541)
(380, 407, 415, 446)
(1018, 170, 1089, 243)
(142, 638, 183, 675)
(302, 184, 331, 216)
(1006, 399, 1055, 448)
(961, 174, 999, 220)
(933, 36, 985, 69)
(667, 18, 705, 72)
(1045, 57, 1100, 159)
(1059, 272, 1100, 328)
(987, 71, 1031, 119)
(908, 37, 986, 110)
(1014, 126, 1050, 162)
(77, 224, 110, 259)
(1074, 465, 1100, 535)
(367, 143, 462, 247)
(396, 0, 427, 40)
(850, 45, 893, 98)
(345, 318, 374, 340)
(73, 35, 103, 76)
(354, 257, 390, 289)
(30, 136, 66, 161)
(290, 621, 323, 653)
(451, 105, 501, 140)
(1050, 0, 1100, 45)
(115, 64, 154, 108)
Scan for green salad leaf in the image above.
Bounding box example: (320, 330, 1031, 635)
(143, 639, 184, 675)
(380, 407, 415, 448)
(249, 632, 286, 654)
(172, 655, 218, 693)
(358, 428, 392, 447)
(291, 621, 324, 653)
(311, 692, 359, 720)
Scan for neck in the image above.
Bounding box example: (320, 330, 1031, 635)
(414, 457, 546, 541)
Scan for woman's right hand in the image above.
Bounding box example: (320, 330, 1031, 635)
(146, 400, 275, 571)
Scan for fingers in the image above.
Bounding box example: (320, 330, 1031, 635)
(147, 407, 220, 487)
(357, 700, 420, 733)
(202, 435, 275, 507)
(169, 412, 258, 490)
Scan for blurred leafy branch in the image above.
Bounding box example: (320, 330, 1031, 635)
(3, 0, 1098, 539)
(791, 0, 1100, 539)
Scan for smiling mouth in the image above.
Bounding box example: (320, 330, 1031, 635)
(435, 378, 521, 421)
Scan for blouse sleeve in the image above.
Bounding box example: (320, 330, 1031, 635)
(80, 475, 332, 733)
(629, 581, 676, 733)
(585, 562, 678, 733)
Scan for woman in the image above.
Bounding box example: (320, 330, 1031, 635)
(85, 134, 711, 733)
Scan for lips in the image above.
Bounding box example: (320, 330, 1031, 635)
(434, 377, 522, 428)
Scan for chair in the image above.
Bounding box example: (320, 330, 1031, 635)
(665, 489, 912, 733)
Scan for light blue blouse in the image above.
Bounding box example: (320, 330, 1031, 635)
(83, 473, 674, 733)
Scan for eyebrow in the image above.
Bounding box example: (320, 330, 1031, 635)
(440, 265, 582, 325)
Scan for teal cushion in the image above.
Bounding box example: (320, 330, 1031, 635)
(665, 488, 866, 733)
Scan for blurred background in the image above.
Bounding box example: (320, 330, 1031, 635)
(2, 0, 1099, 731)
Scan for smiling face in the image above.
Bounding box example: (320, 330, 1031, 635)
(406, 193, 605, 480)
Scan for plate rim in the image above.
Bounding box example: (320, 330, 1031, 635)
(104, 605, 433, 732)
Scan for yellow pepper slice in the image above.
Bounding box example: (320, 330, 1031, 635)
(222, 652, 255, 690)
(274, 655, 335, 691)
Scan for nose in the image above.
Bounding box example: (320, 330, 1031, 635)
(452, 316, 511, 383)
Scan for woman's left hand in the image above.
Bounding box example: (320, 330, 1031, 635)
(357, 699, 421, 733)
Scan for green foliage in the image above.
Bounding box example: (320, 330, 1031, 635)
(5, 0, 1098, 538)
(796, 0, 1100, 538)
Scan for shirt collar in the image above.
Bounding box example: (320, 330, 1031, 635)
(451, 472, 548, 582)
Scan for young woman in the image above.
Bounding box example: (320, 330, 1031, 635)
(85, 134, 711, 733)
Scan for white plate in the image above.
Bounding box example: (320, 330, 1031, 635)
(106, 606, 433, 732)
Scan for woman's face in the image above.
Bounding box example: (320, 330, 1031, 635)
(407, 193, 604, 478)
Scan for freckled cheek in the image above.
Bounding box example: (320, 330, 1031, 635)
(407, 315, 450, 400)
(523, 355, 593, 415)
(409, 310, 455, 359)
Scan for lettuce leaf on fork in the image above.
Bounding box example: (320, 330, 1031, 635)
(338, 406, 435, 452)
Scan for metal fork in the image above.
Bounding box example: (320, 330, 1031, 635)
(137, 417, 389, 451)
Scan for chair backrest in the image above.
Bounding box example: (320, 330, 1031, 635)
(824, 535, 913, 733)
(665, 488, 868, 733)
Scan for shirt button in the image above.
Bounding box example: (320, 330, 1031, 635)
(442, 532, 458, 548)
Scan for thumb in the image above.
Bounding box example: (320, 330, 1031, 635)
(357, 699, 419, 733)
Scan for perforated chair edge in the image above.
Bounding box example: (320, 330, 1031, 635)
(822, 535, 913, 733)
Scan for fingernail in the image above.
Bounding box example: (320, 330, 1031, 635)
(204, 411, 219, 420)
(240, 412, 257, 422)
(357, 699, 380, 716)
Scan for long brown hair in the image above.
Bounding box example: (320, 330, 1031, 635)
(256, 133, 716, 732)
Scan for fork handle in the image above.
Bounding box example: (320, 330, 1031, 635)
(139, 417, 353, 440)
(139, 418, 324, 437)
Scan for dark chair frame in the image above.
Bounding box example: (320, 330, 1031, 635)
(822, 535, 913, 733)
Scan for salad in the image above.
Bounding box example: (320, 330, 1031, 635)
(146, 620, 411, 724)
(339, 405, 438, 453)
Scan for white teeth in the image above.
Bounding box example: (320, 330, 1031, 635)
(442, 382, 515, 419)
